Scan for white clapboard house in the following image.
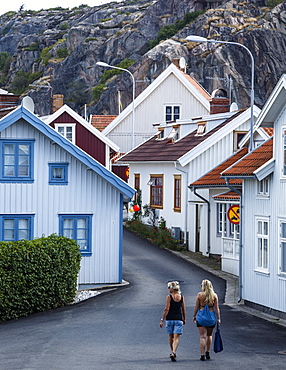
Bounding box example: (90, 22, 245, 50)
(0, 103, 135, 285)
(220, 74, 286, 316)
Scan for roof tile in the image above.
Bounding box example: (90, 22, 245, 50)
(222, 137, 273, 177)
(91, 115, 117, 131)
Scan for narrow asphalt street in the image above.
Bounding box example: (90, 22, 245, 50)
(0, 229, 286, 369)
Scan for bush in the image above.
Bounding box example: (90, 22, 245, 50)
(9, 70, 43, 95)
(149, 10, 205, 49)
(125, 218, 185, 251)
(0, 234, 81, 322)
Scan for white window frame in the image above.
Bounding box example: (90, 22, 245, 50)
(216, 203, 239, 238)
(164, 105, 181, 122)
(257, 177, 269, 198)
(255, 216, 270, 274)
(283, 128, 286, 177)
(279, 219, 286, 276)
(55, 123, 76, 144)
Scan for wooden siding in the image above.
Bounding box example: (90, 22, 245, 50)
(241, 105, 286, 313)
(0, 119, 122, 284)
(107, 73, 210, 153)
(50, 112, 106, 166)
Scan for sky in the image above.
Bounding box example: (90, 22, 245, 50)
(0, 0, 121, 16)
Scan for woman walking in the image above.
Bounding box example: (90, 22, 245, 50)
(193, 279, 221, 361)
(159, 281, 186, 362)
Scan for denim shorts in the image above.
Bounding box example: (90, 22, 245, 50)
(165, 320, 183, 335)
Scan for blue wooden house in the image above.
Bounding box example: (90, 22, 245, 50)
(0, 104, 135, 285)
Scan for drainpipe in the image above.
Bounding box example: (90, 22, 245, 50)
(224, 178, 242, 303)
(188, 186, 211, 255)
(174, 162, 188, 244)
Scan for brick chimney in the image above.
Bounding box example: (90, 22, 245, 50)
(210, 89, 230, 114)
(53, 94, 64, 112)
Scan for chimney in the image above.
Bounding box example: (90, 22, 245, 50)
(210, 89, 230, 115)
(53, 94, 64, 112)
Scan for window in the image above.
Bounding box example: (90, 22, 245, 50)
(257, 178, 269, 197)
(55, 124, 76, 144)
(0, 215, 34, 241)
(196, 122, 206, 136)
(59, 215, 92, 255)
(279, 221, 286, 274)
(150, 175, 163, 208)
(134, 174, 140, 202)
(0, 140, 34, 182)
(234, 131, 247, 150)
(165, 105, 180, 121)
(174, 175, 181, 212)
(256, 217, 269, 272)
(216, 203, 239, 238)
(49, 163, 69, 185)
(283, 129, 286, 176)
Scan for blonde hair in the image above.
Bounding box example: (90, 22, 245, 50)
(168, 281, 181, 293)
(201, 279, 215, 305)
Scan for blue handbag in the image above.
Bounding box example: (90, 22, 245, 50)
(196, 304, 216, 327)
(213, 323, 223, 353)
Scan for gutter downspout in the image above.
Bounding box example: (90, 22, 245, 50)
(174, 162, 188, 245)
(188, 186, 211, 255)
(224, 178, 243, 303)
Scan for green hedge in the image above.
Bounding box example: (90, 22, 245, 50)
(0, 234, 81, 322)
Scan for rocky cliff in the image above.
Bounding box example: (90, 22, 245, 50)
(0, 0, 285, 116)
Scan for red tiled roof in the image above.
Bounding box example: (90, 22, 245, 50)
(222, 137, 273, 177)
(181, 71, 211, 101)
(91, 115, 117, 131)
(119, 110, 244, 162)
(261, 127, 274, 137)
(213, 190, 240, 201)
(190, 147, 248, 188)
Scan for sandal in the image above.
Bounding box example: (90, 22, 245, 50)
(170, 353, 176, 362)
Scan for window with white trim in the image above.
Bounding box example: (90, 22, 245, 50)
(174, 175, 181, 212)
(256, 217, 269, 272)
(165, 105, 180, 121)
(216, 203, 239, 238)
(59, 215, 92, 256)
(0, 140, 34, 182)
(283, 129, 286, 176)
(0, 215, 34, 241)
(55, 124, 76, 144)
(279, 220, 286, 274)
(257, 178, 269, 197)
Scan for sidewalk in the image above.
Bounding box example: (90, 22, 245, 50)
(169, 249, 286, 328)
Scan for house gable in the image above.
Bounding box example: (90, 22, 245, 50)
(0, 106, 135, 200)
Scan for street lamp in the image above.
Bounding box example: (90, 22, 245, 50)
(186, 35, 254, 152)
(96, 61, 135, 149)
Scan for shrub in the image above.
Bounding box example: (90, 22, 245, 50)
(56, 47, 69, 59)
(149, 10, 205, 49)
(9, 70, 43, 95)
(125, 218, 185, 251)
(0, 234, 81, 322)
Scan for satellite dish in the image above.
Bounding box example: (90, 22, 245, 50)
(179, 57, 186, 69)
(21, 96, 35, 113)
(230, 102, 239, 112)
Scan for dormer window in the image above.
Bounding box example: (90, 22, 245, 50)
(196, 122, 206, 136)
(55, 124, 76, 144)
(165, 105, 180, 122)
(168, 127, 179, 141)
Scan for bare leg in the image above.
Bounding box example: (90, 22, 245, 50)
(172, 333, 181, 355)
(168, 334, 174, 352)
(206, 327, 214, 352)
(198, 326, 207, 355)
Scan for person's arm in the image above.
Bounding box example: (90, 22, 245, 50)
(193, 293, 200, 322)
(159, 295, 171, 327)
(214, 294, 221, 324)
(181, 296, 186, 325)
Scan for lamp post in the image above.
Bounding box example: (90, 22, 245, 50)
(186, 35, 254, 152)
(96, 61, 135, 149)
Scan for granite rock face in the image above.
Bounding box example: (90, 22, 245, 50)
(0, 0, 285, 116)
